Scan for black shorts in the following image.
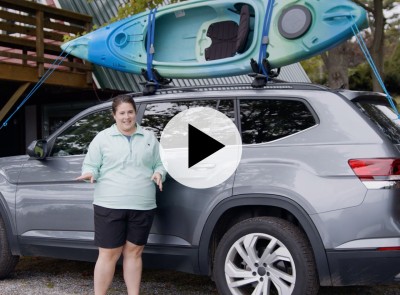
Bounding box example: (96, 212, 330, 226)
(94, 205, 155, 248)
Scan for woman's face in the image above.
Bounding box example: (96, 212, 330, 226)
(113, 102, 136, 135)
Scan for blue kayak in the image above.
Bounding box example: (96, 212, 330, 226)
(61, 0, 368, 79)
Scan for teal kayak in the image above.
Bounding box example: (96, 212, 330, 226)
(61, 0, 368, 79)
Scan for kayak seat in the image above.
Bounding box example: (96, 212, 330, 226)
(205, 4, 250, 61)
(204, 21, 238, 61)
(236, 4, 250, 54)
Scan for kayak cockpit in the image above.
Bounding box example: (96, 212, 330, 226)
(203, 4, 250, 61)
(152, 2, 255, 64)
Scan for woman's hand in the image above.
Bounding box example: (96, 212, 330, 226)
(151, 172, 163, 191)
(76, 172, 95, 183)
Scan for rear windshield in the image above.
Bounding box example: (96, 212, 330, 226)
(355, 100, 400, 144)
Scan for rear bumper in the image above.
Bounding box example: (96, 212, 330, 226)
(327, 249, 400, 286)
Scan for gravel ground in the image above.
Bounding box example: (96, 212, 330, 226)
(0, 257, 399, 295)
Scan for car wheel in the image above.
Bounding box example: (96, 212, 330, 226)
(0, 216, 19, 279)
(213, 217, 319, 295)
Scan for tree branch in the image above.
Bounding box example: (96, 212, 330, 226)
(352, 0, 374, 13)
(320, 52, 329, 68)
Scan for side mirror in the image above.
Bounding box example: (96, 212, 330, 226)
(27, 140, 48, 160)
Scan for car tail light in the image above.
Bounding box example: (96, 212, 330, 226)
(348, 158, 400, 189)
(377, 247, 400, 251)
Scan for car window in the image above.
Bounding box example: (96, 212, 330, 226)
(355, 101, 400, 144)
(141, 99, 235, 139)
(50, 109, 114, 157)
(240, 99, 316, 144)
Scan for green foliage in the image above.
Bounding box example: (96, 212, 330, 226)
(349, 63, 373, 91)
(63, 32, 86, 42)
(300, 56, 327, 85)
(349, 42, 400, 94)
(385, 44, 400, 95)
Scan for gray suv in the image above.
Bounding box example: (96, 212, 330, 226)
(0, 83, 399, 295)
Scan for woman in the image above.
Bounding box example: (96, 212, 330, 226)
(76, 94, 165, 295)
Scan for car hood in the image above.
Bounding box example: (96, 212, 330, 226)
(0, 155, 29, 184)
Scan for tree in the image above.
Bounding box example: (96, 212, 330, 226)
(322, 0, 398, 91)
(321, 43, 351, 89)
(301, 56, 327, 85)
(352, 0, 386, 92)
(385, 43, 400, 94)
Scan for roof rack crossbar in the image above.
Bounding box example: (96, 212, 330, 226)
(137, 81, 327, 95)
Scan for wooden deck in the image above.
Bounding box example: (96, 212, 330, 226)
(0, 0, 93, 88)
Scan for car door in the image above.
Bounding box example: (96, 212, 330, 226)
(140, 98, 237, 247)
(16, 108, 114, 250)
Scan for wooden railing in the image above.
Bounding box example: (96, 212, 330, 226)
(0, 0, 93, 88)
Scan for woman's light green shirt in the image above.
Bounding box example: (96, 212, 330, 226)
(82, 124, 166, 210)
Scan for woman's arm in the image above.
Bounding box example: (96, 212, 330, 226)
(77, 134, 103, 182)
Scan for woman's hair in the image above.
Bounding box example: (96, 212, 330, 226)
(111, 94, 137, 114)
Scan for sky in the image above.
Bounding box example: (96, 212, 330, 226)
(385, 2, 400, 19)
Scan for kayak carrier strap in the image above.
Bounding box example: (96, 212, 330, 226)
(146, 8, 157, 84)
(140, 68, 172, 95)
(249, 58, 280, 88)
(256, 0, 275, 81)
(248, 0, 276, 88)
(350, 15, 400, 118)
(141, 7, 173, 95)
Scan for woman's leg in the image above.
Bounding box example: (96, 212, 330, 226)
(122, 241, 145, 295)
(94, 246, 123, 295)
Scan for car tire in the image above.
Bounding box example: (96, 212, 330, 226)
(213, 216, 319, 295)
(0, 216, 19, 279)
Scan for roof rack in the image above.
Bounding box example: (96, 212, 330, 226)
(138, 56, 327, 95)
(134, 80, 328, 97)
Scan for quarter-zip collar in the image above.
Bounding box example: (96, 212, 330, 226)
(109, 123, 144, 137)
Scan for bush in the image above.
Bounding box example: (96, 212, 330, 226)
(349, 63, 372, 91)
(384, 45, 400, 95)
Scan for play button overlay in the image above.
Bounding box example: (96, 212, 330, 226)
(160, 107, 242, 189)
(188, 124, 225, 168)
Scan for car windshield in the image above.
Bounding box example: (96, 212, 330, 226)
(355, 100, 400, 144)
